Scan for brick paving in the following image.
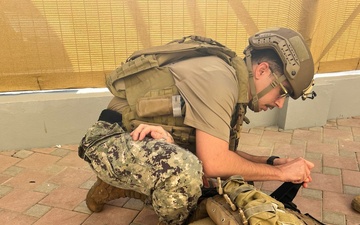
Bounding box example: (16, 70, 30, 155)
(1, 118, 360, 225)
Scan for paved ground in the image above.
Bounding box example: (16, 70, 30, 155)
(1, 117, 360, 225)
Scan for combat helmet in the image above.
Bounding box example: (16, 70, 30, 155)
(244, 27, 316, 111)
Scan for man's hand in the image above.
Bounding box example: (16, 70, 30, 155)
(276, 157, 314, 188)
(130, 124, 174, 144)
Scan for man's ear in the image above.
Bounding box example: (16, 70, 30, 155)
(254, 62, 270, 79)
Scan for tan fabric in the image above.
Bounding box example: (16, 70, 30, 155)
(169, 56, 239, 143)
(107, 96, 129, 114)
(2, 1, 360, 92)
(188, 217, 216, 225)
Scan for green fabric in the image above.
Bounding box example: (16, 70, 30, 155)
(222, 176, 304, 225)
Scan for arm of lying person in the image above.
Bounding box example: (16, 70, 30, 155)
(130, 123, 174, 144)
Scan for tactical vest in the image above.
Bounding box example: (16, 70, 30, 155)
(199, 176, 325, 225)
(106, 36, 250, 152)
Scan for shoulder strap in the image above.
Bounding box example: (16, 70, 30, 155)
(128, 35, 236, 64)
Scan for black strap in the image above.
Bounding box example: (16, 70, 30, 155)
(270, 182, 302, 209)
(78, 140, 91, 163)
(98, 109, 122, 125)
(271, 182, 326, 224)
(266, 156, 279, 165)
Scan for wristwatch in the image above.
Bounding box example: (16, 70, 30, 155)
(266, 156, 279, 165)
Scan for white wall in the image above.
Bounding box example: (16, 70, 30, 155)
(0, 89, 112, 150)
(1, 71, 360, 151)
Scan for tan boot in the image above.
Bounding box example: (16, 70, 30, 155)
(86, 177, 147, 212)
(157, 222, 167, 225)
(352, 195, 360, 213)
(186, 198, 209, 223)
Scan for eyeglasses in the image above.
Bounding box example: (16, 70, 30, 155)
(279, 82, 290, 99)
(270, 70, 292, 99)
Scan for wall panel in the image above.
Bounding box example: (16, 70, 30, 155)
(0, 0, 359, 92)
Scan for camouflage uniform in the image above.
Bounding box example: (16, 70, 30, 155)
(79, 120, 204, 224)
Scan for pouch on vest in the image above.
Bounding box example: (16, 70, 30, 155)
(136, 95, 183, 118)
(206, 195, 246, 225)
(209, 176, 326, 225)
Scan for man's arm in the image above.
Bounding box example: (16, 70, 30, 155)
(196, 129, 314, 186)
(129, 123, 314, 187)
(236, 151, 291, 166)
(236, 151, 272, 164)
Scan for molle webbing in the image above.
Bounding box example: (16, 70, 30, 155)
(229, 103, 250, 151)
(220, 176, 305, 225)
(106, 35, 250, 151)
(243, 47, 259, 112)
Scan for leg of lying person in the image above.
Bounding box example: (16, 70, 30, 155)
(80, 120, 203, 225)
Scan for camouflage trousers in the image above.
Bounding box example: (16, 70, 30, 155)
(79, 121, 204, 225)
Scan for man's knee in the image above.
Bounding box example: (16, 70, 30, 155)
(152, 183, 202, 224)
(151, 163, 203, 224)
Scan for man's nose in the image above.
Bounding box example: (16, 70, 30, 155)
(275, 97, 286, 109)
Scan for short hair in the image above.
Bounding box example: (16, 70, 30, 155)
(250, 49, 284, 76)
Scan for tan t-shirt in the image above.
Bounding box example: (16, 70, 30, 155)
(108, 56, 239, 143)
(168, 56, 239, 142)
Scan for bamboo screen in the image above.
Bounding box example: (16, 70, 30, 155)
(0, 0, 359, 92)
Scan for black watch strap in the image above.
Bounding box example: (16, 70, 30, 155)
(266, 156, 279, 165)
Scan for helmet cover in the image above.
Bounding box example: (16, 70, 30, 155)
(248, 27, 315, 99)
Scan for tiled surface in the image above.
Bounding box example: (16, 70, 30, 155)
(1, 118, 360, 225)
